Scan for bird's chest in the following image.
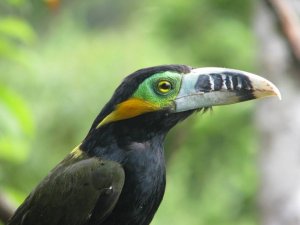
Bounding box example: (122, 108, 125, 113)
(103, 142, 166, 225)
(126, 149, 166, 207)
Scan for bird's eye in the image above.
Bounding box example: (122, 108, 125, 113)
(157, 80, 172, 94)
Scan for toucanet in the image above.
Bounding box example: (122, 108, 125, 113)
(7, 65, 280, 225)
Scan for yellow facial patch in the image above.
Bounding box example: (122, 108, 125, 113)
(96, 98, 160, 128)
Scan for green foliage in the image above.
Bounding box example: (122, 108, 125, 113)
(0, 17, 35, 44)
(0, 17, 36, 63)
(0, 0, 36, 212)
(4, 0, 25, 7)
(160, 104, 258, 225)
(0, 85, 34, 163)
(0, 0, 259, 224)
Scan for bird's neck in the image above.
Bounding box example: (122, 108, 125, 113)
(80, 110, 193, 157)
(80, 117, 167, 158)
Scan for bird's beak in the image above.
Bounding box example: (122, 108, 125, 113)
(174, 67, 281, 112)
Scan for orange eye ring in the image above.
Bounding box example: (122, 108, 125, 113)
(157, 80, 172, 94)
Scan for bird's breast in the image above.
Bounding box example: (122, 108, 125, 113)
(101, 141, 166, 225)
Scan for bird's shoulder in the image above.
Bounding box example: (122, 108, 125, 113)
(7, 147, 125, 225)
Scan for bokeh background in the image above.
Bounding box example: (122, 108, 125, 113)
(1, 0, 299, 225)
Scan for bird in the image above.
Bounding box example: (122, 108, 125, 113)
(7, 65, 281, 225)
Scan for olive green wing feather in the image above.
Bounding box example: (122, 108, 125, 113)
(7, 153, 125, 225)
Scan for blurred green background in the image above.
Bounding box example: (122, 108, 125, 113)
(0, 0, 260, 224)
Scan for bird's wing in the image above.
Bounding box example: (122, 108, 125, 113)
(7, 153, 125, 225)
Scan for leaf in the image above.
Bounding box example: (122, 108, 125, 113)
(6, 0, 26, 7)
(0, 17, 36, 44)
(0, 86, 34, 136)
(0, 85, 35, 163)
(0, 138, 29, 163)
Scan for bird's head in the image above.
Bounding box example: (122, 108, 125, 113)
(84, 65, 280, 145)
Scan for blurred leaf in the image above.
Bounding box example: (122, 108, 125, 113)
(0, 36, 23, 61)
(0, 85, 34, 163)
(0, 86, 34, 136)
(0, 17, 36, 45)
(5, 0, 25, 7)
(0, 17, 36, 63)
(0, 138, 30, 163)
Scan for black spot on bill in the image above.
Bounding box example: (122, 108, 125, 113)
(210, 74, 222, 90)
(225, 76, 231, 90)
(223, 72, 253, 91)
(232, 76, 238, 89)
(195, 75, 211, 92)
